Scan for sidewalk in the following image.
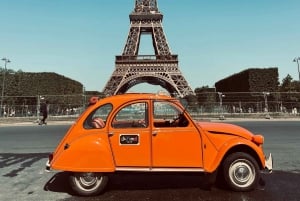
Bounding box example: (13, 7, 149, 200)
(0, 120, 75, 127)
(0, 116, 75, 127)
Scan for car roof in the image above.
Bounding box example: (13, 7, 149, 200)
(102, 93, 174, 102)
(87, 93, 179, 108)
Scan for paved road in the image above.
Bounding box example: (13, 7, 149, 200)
(0, 120, 299, 201)
(228, 120, 300, 172)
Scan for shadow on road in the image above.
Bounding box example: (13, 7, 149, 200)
(107, 172, 216, 190)
(43, 171, 300, 201)
(44, 172, 74, 195)
(43, 171, 214, 196)
(0, 153, 50, 177)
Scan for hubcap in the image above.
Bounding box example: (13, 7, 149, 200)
(229, 160, 255, 188)
(75, 173, 102, 192)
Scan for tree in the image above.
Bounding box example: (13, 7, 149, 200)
(194, 86, 216, 104)
(280, 74, 294, 92)
(279, 74, 300, 103)
(193, 86, 217, 113)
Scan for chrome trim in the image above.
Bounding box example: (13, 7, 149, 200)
(115, 167, 205, 172)
(265, 153, 273, 173)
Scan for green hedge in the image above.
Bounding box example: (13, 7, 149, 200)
(215, 68, 279, 92)
(1, 72, 83, 96)
(0, 72, 84, 106)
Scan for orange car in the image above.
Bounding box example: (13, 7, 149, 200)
(46, 93, 272, 196)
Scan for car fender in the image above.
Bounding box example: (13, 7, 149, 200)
(51, 133, 115, 172)
(204, 137, 265, 173)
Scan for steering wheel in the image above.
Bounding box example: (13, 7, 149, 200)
(132, 119, 147, 127)
(171, 113, 186, 127)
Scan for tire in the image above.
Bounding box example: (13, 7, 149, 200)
(69, 172, 108, 196)
(222, 152, 260, 191)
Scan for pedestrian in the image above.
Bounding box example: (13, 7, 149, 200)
(39, 98, 48, 125)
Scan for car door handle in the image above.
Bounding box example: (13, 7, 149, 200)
(152, 131, 158, 136)
(108, 132, 114, 137)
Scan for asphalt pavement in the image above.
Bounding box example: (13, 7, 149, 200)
(0, 119, 300, 201)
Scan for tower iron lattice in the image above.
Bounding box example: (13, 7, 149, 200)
(103, 0, 194, 97)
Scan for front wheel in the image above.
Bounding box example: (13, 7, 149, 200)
(222, 152, 260, 191)
(69, 172, 108, 196)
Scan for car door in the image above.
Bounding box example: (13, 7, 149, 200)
(108, 101, 151, 167)
(151, 100, 203, 168)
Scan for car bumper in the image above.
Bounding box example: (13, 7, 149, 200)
(265, 153, 273, 173)
(45, 159, 51, 172)
(45, 153, 53, 172)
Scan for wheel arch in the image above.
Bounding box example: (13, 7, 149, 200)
(206, 139, 265, 173)
(220, 144, 264, 170)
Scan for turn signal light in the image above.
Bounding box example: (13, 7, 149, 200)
(252, 135, 264, 145)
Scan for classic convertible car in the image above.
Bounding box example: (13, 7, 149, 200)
(46, 93, 272, 196)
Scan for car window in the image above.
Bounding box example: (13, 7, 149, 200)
(153, 101, 188, 127)
(84, 104, 113, 129)
(112, 102, 148, 128)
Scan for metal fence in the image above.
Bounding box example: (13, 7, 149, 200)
(0, 94, 86, 118)
(189, 91, 300, 119)
(0, 92, 299, 119)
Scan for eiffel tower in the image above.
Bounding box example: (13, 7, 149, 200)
(103, 0, 194, 97)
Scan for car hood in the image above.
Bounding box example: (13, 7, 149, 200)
(195, 121, 255, 140)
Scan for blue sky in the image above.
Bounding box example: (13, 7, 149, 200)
(1, 0, 300, 92)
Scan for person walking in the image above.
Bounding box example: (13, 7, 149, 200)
(39, 99, 48, 125)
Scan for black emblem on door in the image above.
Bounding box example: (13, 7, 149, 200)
(120, 134, 139, 145)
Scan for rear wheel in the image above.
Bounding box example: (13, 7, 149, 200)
(222, 152, 260, 191)
(69, 172, 108, 196)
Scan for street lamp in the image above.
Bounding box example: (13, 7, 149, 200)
(218, 92, 225, 120)
(1, 57, 11, 117)
(263, 92, 270, 111)
(263, 92, 270, 119)
(293, 57, 300, 82)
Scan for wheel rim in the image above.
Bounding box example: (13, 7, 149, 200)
(74, 173, 103, 192)
(228, 159, 256, 188)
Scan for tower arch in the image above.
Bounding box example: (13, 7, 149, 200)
(103, 0, 194, 97)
